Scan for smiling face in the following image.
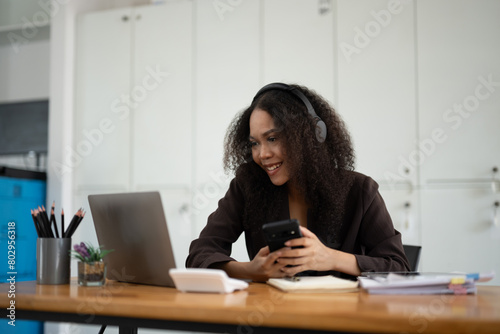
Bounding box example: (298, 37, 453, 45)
(249, 108, 291, 186)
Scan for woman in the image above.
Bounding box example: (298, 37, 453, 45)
(186, 83, 410, 282)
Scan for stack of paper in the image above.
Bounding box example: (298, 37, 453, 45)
(359, 272, 494, 295)
(267, 275, 359, 293)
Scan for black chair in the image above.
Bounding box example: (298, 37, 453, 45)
(403, 244, 422, 271)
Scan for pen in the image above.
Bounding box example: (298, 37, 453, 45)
(284, 276, 301, 282)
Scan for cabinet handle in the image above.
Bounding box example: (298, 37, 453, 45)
(318, 0, 332, 15)
(179, 203, 189, 214)
(492, 166, 499, 193)
(404, 202, 411, 230)
(403, 168, 414, 194)
(494, 201, 499, 227)
(122, 16, 129, 22)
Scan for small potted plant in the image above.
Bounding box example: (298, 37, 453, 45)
(71, 242, 114, 286)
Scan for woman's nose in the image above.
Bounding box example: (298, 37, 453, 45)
(259, 144, 272, 159)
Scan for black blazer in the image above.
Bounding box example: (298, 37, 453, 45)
(186, 169, 410, 278)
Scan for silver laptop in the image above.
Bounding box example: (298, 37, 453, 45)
(88, 191, 176, 287)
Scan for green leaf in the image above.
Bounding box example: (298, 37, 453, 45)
(69, 241, 114, 263)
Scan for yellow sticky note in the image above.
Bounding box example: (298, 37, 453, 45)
(450, 277, 465, 285)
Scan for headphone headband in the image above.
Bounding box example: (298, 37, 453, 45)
(252, 83, 327, 143)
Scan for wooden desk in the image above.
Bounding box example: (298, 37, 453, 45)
(1, 279, 500, 334)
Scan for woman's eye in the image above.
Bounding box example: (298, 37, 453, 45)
(249, 141, 258, 147)
(268, 137, 277, 142)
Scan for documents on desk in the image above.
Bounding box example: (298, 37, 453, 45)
(359, 272, 495, 295)
(267, 275, 359, 293)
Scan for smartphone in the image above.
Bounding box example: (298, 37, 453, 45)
(262, 219, 303, 252)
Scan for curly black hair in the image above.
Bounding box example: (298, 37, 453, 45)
(223, 84, 356, 242)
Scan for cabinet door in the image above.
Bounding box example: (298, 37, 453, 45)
(379, 189, 420, 246)
(193, 0, 260, 186)
(132, 2, 193, 189)
(336, 0, 417, 188)
(420, 188, 500, 285)
(0, 36, 50, 102)
(74, 7, 132, 189)
(0, 177, 46, 282)
(192, 0, 261, 262)
(263, 0, 335, 103)
(418, 0, 500, 182)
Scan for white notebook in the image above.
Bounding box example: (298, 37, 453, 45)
(267, 275, 359, 293)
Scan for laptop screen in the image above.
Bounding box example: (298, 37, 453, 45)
(88, 191, 176, 287)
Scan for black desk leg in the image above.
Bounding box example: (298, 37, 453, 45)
(119, 326, 138, 334)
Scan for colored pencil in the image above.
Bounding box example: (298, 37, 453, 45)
(50, 202, 60, 238)
(61, 208, 65, 238)
(65, 209, 81, 238)
(31, 209, 41, 237)
(32, 203, 85, 239)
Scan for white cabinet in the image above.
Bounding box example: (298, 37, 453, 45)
(0, 0, 50, 103)
(417, 0, 500, 182)
(193, 0, 260, 187)
(379, 189, 420, 246)
(416, 0, 500, 284)
(420, 188, 500, 285)
(193, 0, 261, 262)
(0, 35, 50, 103)
(73, 2, 193, 272)
(0, 0, 47, 27)
(132, 4, 193, 189)
(336, 0, 417, 187)
(263, 0, 335, 103)
(74, 7, 132, 189)
(74, 2, 193, 190)
(336, 0, 420, 244)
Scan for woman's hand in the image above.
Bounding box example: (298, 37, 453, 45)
(276, 226, 361, 277)
(246, 246, 290, 282)
(220, 227, 360, 280)
(219, 246, 289, 282)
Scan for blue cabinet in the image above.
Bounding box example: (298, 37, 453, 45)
(0, 167, 45, 334)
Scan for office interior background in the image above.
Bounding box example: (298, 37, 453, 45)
(0, 0, 499, 333)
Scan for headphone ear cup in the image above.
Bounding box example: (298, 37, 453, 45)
(314, 118, 327, 143)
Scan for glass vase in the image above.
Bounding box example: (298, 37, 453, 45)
(78, 261, 106, 286)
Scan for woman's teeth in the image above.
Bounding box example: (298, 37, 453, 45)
(267, 163, 282, 171)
